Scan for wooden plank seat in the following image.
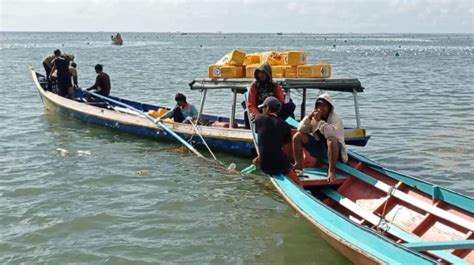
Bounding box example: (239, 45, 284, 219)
(299, 168, 348, 186)
(320, 187, 469, 265)
(335, 161, 474, 232)
(403, 240, 474, 251)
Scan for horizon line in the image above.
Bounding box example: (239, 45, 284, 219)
(1, 30, 473, 35)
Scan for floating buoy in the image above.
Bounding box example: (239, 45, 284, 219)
(395, 52, 400, 56)
(333, 44, 336, 48)
(199, 44, 203, 47)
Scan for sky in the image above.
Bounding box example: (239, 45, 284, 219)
(0, 0, 473, 33)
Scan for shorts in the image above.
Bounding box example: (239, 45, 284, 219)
(303, 132, 342, 161)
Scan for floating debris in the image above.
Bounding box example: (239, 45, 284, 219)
(137, 169, 149, 176)
(77, 150, 91, 156)
(56, 148, 69, 157)
(395, 52, 400, 57)
(227, 163, 236, 171)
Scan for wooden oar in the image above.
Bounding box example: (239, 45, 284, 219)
(81, 89, 205, 158)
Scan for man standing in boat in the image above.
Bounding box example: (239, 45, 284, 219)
(42, 49, 61, 91)
(246, 62, 295, 128)
(253, 96, 300, 183)
(293, 93, 348, 183)
(49, 52, 72, 98)
(87, 64, 111, 98)
(157, 93, 198, 123)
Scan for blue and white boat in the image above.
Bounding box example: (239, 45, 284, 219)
(31, 68, 369, 157)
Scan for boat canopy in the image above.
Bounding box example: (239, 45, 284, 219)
(189, 78, 365, 127)
(189, 78, 364, 93)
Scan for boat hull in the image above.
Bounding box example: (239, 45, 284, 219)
(32, 70, 255, 156)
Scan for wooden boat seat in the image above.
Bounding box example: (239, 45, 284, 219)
(335, 161, 474, 232)
(300, 168, 348, 186)
(403, 240, 474, 251)
(320, 187, 469, 265)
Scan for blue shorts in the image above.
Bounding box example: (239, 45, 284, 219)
(303, 133, 342, 161)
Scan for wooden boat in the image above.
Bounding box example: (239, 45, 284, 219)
(266, 118, 473, 264)
(111, 34, 123, 45)
(30, 68, 369, 157)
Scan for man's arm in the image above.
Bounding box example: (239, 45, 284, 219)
(247, 84, 259, 118)
(87, 76, 99, 91)
(274, 85, 286, 103)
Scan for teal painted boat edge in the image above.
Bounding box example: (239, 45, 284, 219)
(347, 149, 474, 214)
(403, 240, 474, 251)
(320, 187, 469, 265)
(271, 174, 437, 265)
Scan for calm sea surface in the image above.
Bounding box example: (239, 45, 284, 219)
(0, 32, 473, 264)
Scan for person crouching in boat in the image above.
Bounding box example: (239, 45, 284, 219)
(86, 64, 111, 101)
(252, 97, 300, 183)
(157, 93, 198, 123)
(245, 62, 295, 129)
(293, 93, 348, 183)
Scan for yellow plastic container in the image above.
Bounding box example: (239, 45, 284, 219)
(284, 65, 298, 78)
(148, 108, 168, 118)
(244, 54, 261, 65)
(215, 49, 246, 66)
(245, 64, 259, 78)
(258, 51, 280, 65)
(271, 65, 286, 78)
(282, 51, 307, 65)
(209, 65, 244, 78)
(297, 64, 332, 78)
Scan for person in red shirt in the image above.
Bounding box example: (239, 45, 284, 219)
(245, 62, 295, 128)
(87, 64, 111, 97)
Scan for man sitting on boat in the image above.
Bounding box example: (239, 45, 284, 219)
(293, 93, 348, 183)
(157, 93, 198, 123)
(86, 64, 111, 99)
(246, 62, 295, 128)
(253, 97, 299, 183)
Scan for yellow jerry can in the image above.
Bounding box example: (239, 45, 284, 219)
(297, 64, 332, 78)
(284, 65, 298, 78)
(215, 49, 246, 66)
(281, 51, 307, 65)
(209, 65, 245, 78)
(244, 54, 261, 65)
(271, 65, 287, 78)
(245, 64, 260, 78)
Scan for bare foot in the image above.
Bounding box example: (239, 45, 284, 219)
(327, 172, 337, 183)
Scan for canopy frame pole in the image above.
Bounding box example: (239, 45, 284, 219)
(353, 88, 361, 128)
(197, 88, 207, 122)
(230, 89, 237, 128)
(300, 88, 307, 120)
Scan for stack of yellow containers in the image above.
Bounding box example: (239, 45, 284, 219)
(208, 50, 332, 79)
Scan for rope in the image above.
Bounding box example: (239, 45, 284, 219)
(376, 185, 397, 234)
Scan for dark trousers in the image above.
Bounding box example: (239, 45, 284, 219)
(244, 100, 296, 129)
(43, 62, 52, 91)
(171, 107, 185, 122)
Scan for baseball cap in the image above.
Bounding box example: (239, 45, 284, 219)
(258, 96, 281, 111)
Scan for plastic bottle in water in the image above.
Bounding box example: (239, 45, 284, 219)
(240, 164, 256, 175)
(227, 163, 236, 171)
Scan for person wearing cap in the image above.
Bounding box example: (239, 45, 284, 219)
(253, 96, 299, 183)
(293, 93, 348, 183)
(87, 64, 111, 97)
(245, 62, 295, 128)
(158, 93, 198, 123)
(42, 49, 61, 91)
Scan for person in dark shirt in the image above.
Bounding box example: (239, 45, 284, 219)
(87, 64, 111, 97)
(253, 96, 293, 176)
(49, 54, 71, 97)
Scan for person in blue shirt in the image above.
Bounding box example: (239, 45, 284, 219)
(158, 93, 199, 123)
